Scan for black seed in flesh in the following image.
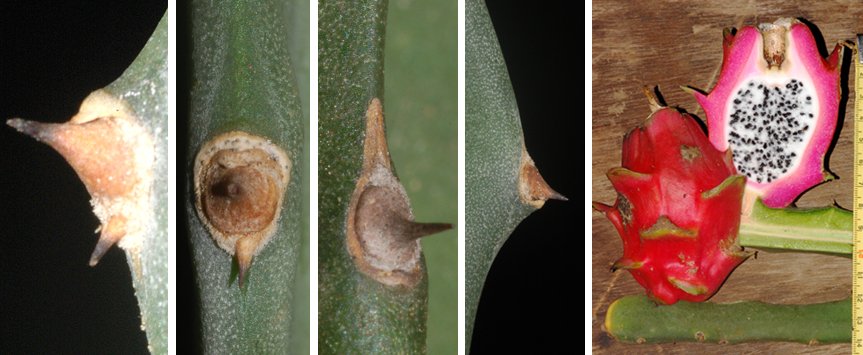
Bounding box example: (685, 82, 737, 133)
(726, 79, 816, 183)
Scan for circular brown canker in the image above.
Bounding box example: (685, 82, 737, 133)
(194, 131, 291, 286)
(202, 157, 279, 233)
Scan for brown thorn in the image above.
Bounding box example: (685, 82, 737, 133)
(547, 189, 568, 201)
(400, 220, 453, 241)
(89, 238, 115, 267)
(10, 116, 136, 198)
(89, 216, 126, 266)
(235, 236, 256, 288)
(237, 262, 248, 288)
(519, 151, 566, 208)
(7, 118, 59, 142)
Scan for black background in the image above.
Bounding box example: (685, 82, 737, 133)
(470, 1, 579, 353)
(0, 2, 165, 353)
(176, 2, 200, 352)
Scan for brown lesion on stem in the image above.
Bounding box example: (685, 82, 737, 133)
(193, 131, 291, 287)
(346, 98, 452, 288)
(518, 147, 566, 209)
(7, 89, 154, 267)
(201, 152, 280, 234)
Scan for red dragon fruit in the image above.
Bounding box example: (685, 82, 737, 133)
(686, 18, 844, 209)
(594, 88, 751, 305)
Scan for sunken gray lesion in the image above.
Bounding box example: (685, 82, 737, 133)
(726, 79, 814, 183)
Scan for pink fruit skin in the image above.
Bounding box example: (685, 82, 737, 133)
(595, 105, 749, 305)
(691, 21, 843, 208)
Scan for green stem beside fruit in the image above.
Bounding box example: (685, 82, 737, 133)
(738, 199, 851, 256)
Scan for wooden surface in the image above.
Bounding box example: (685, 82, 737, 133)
(592, 1, 863, 353)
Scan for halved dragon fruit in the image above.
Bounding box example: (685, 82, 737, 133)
(594, 88, 751, 304)
(687, 18, 845, 208)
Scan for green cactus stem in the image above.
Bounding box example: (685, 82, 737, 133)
(319, 0, 453, 353)
(106, 13, 169, 353)
(465, 0, 564, 348)
(606, 295, 850, 344)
